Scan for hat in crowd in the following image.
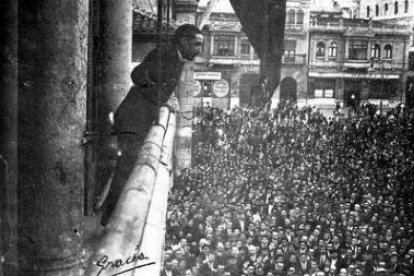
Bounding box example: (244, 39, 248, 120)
(391, 251, 398, 257)
(200, 239, 211, 249)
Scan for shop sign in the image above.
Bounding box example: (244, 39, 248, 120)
(192, 80, 202, 96)
(213, 80, 229, 97)
(194, 72, 222, 80)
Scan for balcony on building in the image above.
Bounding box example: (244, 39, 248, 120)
(285, 8, 305, 31)
(282, 54, 307, 65)
(344, 39, 371, 69)
(344, 60, 370, 69)
(208, 34, 237, 65)
(369, 59, 403, 71)
(309, 11, 411, 35)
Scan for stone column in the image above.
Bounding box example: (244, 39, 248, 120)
(361, 80, 370, 100)
(18, 0, 88, 275)
(344, 39, 349, 60)
(89, 0, 133, 212)
(0, 0, 18, 274)
(175, 62, 195, 172)
(335, 78, 345, 103)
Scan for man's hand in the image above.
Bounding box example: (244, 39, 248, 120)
(165, 96, 180, 113)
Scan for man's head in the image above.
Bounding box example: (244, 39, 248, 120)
(173, 24, 203, 60)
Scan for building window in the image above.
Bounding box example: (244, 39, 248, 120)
(385, 3, 389, 14)
(296, 10, 304, 24)
(286, 10, 295, 24)
(314, 89, 334, 98)
(328, 42, 338, 58)
(284, 39, 296, 63)
(316, 41, 325, 58)
(384, 44, 393, 59)
(348, 40, 368, 60)
(376, 4, 379, 16)
(240, 39, 250, 57)
(287, 9, 295, 24)
(367, 6, 370, 17)
(395, 1, 399, 14)
(371, 44, 381, 59)
(213, 35, 235, 57)
(284, 50, 296, 63)
(405, 0, 409, 12)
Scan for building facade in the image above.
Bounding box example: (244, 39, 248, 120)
(131, 0, 412, 111)
(273, 0, 310, 107)
(193, 6, 254, 108)
(194, 0, 311, 109)
(308, 11, 411, 110)
(359, 0, 414, 108)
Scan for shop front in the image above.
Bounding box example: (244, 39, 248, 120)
(193, 71, 231, 109)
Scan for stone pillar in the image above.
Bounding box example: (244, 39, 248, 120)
(361, 80, 370, 100)
(344, 39, 349, 60)
(175, 62, 195, 172)
(90, 0, 133, 212)
(335, 78, 345, 103)
(0, 0, 18, 274)
(18, 0, 88, 275)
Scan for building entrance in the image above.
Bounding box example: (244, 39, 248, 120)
(280, 77, 297, 103)
(344, 80, 361, 108)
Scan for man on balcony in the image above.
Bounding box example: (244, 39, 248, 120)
(100, 24, 203, 226)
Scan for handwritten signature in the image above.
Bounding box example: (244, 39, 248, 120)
(95, 252, 155, 276)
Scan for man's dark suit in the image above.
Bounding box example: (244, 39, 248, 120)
(101, 45, 185, 225)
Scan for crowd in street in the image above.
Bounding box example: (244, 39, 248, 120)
(162, 102, 414, 276)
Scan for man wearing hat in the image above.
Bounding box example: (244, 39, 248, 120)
(297, 252, 311, 275)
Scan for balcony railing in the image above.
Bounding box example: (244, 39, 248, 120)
(344, 59, 370, 69)
(309, 18, 411, 34)
(310, 58, 405, 71)
(370, 59, 403, 70)
(285, 23, 305, 29)
(283, 54, 307, 64)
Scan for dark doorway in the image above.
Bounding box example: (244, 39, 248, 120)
(407, 76, 414, 108)
(344, 80, 361, 108)
(239, 73, 260, 106)
(280, 77, 297, 103)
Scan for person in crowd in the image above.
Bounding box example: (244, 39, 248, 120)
(161, 102, 414, 276)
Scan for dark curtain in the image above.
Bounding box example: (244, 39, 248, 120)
(229, 0, 286, 102)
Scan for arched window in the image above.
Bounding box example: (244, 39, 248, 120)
(316, 42, 325, 58)
(395, 1, 399, 14)
(367, 6, 370, 17)
(371, 44, 381, 58)
(287, 9, 295, 24)
(404, 0, 409, 12)
(385, 3, 389, 14)
(375, 4, 379, 16)
(329, 42, 338, 58)
(384, 44, 393, 59)
(296, 10, 304, 24)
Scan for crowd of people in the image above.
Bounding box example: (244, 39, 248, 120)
(162, 102, 414, 276)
